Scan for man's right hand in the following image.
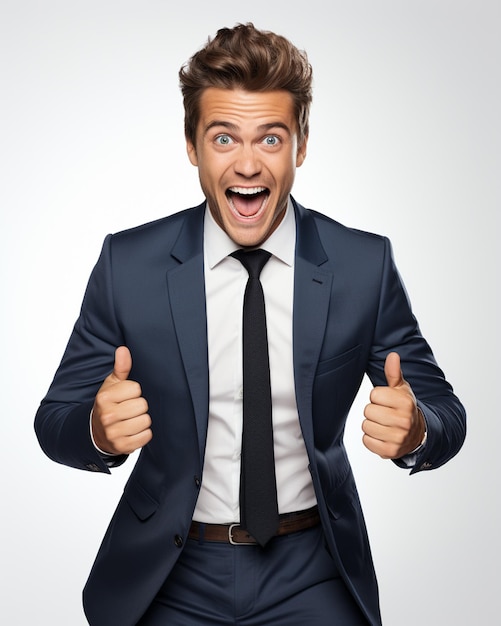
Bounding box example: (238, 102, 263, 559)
(91, 346, 152, 455)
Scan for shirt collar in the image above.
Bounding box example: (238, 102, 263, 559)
(204, 198, 296, 270)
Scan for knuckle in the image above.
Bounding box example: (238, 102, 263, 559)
(364, 403, 375, 420)
(99, 410, 116, 428)
(96, 389, 111, 406)
(130, 381, 142, 397)
(105, 423, 121, 441)
(403, 397, 415, 412)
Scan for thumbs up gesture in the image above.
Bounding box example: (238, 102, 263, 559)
(91, 346, 152, 455)
(362, 352, 426, 459)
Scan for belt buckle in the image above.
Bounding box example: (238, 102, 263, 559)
(228, 524, 255, 546)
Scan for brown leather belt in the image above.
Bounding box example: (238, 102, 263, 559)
(189, 506, 320, 545)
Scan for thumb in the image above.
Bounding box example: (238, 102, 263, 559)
(384, 352, 404, 388)
(112, 346, 132, 382)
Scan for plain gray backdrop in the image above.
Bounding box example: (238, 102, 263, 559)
(1, 1, 499, 624)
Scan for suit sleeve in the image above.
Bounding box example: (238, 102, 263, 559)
(34, 235, 128, 473)
(366, 237, 466, 473)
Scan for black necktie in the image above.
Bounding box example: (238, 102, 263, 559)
(231, 249, 279, 547)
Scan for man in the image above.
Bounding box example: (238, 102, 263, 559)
(35, 23, 466, 625)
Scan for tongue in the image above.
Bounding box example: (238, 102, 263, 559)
(231, 192, 264, 217)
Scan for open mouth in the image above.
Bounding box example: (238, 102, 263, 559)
(226, 186, 270, 218)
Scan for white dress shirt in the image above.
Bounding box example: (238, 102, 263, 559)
(193, 200, 317, 523)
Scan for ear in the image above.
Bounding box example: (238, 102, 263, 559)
(296, 136, 308, 167)
(186, 139, 198, 166)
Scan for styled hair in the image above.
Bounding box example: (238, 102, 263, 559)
(179, 23, 313, 146)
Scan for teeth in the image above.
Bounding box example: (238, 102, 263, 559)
(228, 186, 266, 195)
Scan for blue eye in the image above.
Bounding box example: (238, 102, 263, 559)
(216, 135, 232, 145)
(263, 135, 279, 146)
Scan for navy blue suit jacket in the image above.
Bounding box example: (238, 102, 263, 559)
(35, 199, 466, 625)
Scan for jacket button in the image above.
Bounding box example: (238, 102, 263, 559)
(174, 535, 183, 548)
(194, 476, 201, 488)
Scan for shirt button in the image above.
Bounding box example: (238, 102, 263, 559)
(174, 535, 183, 548)
(236, 386, 243, 399)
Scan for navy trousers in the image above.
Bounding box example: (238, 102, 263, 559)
(137, 525, 368, 625)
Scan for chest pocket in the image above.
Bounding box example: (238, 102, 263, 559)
(316, 344, 361, 376)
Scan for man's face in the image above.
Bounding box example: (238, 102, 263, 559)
(187, 88, 307, 248)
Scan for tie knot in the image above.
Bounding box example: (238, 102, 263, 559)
(231, 249, 271, 279)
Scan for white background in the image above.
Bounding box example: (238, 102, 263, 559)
(1, 1, 499, 624)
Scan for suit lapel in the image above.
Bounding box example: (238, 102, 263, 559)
(292, 200, 333, 454)
(166, 204, 209, 462)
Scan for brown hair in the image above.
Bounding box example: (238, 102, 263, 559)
(179, 23, 313, 146)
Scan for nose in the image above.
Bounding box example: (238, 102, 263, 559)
(233, 145, 261, 178)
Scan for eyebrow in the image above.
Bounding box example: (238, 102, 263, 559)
(203, 121, 292, 136)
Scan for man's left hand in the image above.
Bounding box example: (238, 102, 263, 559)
(362, 352, 426, 459)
